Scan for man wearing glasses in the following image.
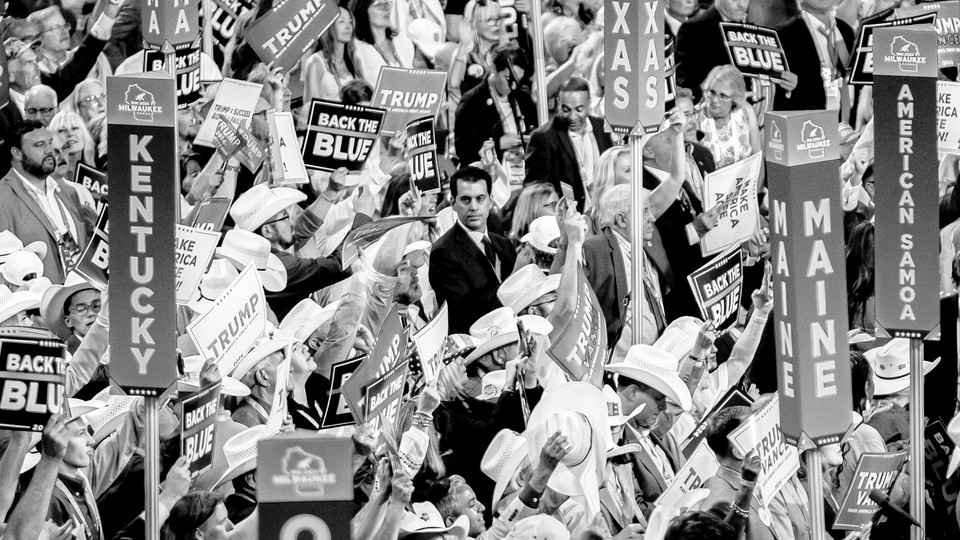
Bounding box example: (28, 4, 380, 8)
(24, 84, 58, 126)
(40, 273, 101, 354)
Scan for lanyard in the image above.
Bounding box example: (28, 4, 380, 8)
(244, 397, 270, 423)
(22, 178, 72, 238)
(55, 472, 100, 540)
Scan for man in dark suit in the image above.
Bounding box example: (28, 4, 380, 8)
(455, 43, 538, 166)
(0, 120, 87, 283)
(430, 167, 517, 334)
(775, 0, 855, 113)
(524, 77, 614, 211)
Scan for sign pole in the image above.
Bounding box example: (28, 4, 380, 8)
(630, 135, 644, 345)
(908, 338, 924, 540)
(202, 0, 214, 60)
(805, 451, 826, 540)
(144, 398, 160, 540)
(528, 0, 547, 126)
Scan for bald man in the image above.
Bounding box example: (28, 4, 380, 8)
(24, 84, 57, 126)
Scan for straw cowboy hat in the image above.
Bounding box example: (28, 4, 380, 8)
(215, 425, 266, 488)
(228, 335, 294, 381)
(947, 414, 960, 478)
(193, 418, 248, 491)
(179, 355, 250, 397)
(399, 502, 469, 539)
(87, 387, 138, 445)
(481, 429, 529, 511)
(187, 259, 240, 314)
(464, 307, 553, 365)
(229, 183, 307, 232)
(603, 385, 644, 458)
(40, 272, 97, 341)
(865, 338, 940, 396)
(605, 344, 693, 412)
(0, 285, 40, 324)
(653, 317, 704, 361)
(497, 264, 561, 314)
(2, 250, 43, 287)
(520, 216, 561, 254)
(215, 229, 287, 292)
(67, 397, 108, 420)
(0, 230, 47, 262)
(26, 276, 53, 296)
(279, 298, 340, 342)
(525, 382, 609, 518)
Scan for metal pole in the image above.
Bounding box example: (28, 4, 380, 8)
(144, 396, 160, 540)
(630, 134, 644, 345)
(805, 450, 826, 540)
(527, 0, 548, 126)
(202, 0, 214, 60)
(909, 337, 925, 540)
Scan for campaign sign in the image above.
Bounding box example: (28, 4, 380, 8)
(833, 450, 908, 530)
(604, 0, 664, 134)
(700, 152, 761, 256)
(547, 265, 608, 387)
(342, 216, 435, 270)
(181, 382, 222, 478)
(938, 81, 960, 154)
(302, 99, 385, 172)
(687, 246, 743, 330)
(265, 354, 291, 437)
(194, 78, 263, 147)
(0, 335, 66, 432)
(872, 27, 940, 338)
(72, 164, 107, 215)
(364, 360, 410, 440)
(186, 264, 268, 377)
(895, 1, 960, 68)
(190, 197, 232, 233)
(245, 0, 339, 72)
(848, 13, 937, 85)
(143, 45, 203, 109)
(174, 225, 220, 304)
(209, 0, 256, 59)
(340, 306, 407, 422)
(75, 206, 109, 291)
(766, 110, 853, 445)
(213, 116, 244, 160)
(728, 393, 800, 505)
(413, 303, 448, 385)
(141, 0, 200, 49)
(321, 356, 364, 429)
(656, 441, 719, 508)
(234, 122, 266, 173)
(720, 22, 789, 78)
(665, 34, 677, 104)
(372, 67, 448, 135)
(107, 73, 179, 397)
(406, 116, 441, 194)
(681, 387, 753, 458)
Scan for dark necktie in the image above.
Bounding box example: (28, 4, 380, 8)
(482, 236, 497, 268)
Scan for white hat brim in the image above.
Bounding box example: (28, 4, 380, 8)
(605, 363, 693, 412)
(490, 443, 529, 511)
(236, 189, 307, 232)
(41, 281, 97, 340)
(228, 338, 292, 380)
(215, 250, 287, 292)
(0, 290, 41, 324)
(24, 241, 47, 259)
(873, 358, 940, 396)
(506, 275, 561, 314)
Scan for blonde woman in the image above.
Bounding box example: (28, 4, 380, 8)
(697, 65, 761, 169)
(509, 182, 559, 244)
(588, 146, 630, 221)
(49, 111, 96, 172)
(448, 0, 508, 100)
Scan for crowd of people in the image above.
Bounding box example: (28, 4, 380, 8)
(0, 0, 956, 538)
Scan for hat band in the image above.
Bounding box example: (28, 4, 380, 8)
(875, 371, 911, 381)
(567, 412, 594, 468)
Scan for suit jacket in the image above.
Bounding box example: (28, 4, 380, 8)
(622, 425, 681, 519)
(580, 228, 629, 347)
(523, 116, 614, 211)
(701, 466, 779, 540)
(429, 222, 516, 334)
(775, 15, 855, 111)
(0, 171, 87, 283)
(690, 141, 718, 177)
(454, 80, 538, 166)
(676, 7, 730, 101)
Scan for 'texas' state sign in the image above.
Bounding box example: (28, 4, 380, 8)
(604, 0, 664, 134)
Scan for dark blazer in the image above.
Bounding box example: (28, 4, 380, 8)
(581, 228, 629, 347)
(676, 7, 730, 101)
(454, 80, 538, 166)
(429, 222, 516, 334)
(622, 426, 681, 519)
(775, 15, 855, 111)
(523, 116, 614, 211)
(690, 141, 718, 177)
(701, 466, 779, 540)
(0, 171, 87, 283)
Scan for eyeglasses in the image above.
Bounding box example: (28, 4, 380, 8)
(42, 23, 70, 35)
(483, 14, 507, 25)
(68, 300, 102, 316)
(705, 89, 733, 103)
(26, 106, 56, 116)
(80, 93, 106, 105)
(262, 212, 291, 227)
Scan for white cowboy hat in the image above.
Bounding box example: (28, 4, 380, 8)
(194, 418, 248, 491)
(279, 298, 340, 343)
(479, 370, 507, 401)
(87, 388, 138, 445)
(481, 429, 529, 512)
(229, 183, 307, 232)
(947, 414, 960, 478)
(865, 338, 940, 396)
(228, 336, 294, 381)
(406, 19, 445, 61)
(602, 385, 644, 428)
(525, 382, 609, 518)
(215, 425, 266, 488)
(464, 307, 553, 365)
(520, 216, 561, 254)
(0, 285, 40, 325)
(25, 276, 53, 296)
(403, 240, 432, 258)
(67, 398, 108, 420)
(606, 344, 693, 412)
(187, 259, 240, 314)
(848, 328, 875, 346)
(1, 250, 43, 287)
(504, 515, 570, 540)
(215, 229, 287, 292)
(40, 272, 98, 341)
(179, 355, 250, 397)
(399, 502, 469, 539)
(654, 316, 704, 361)
(497, 264, 560, 314)
(0, 230, 47, 261)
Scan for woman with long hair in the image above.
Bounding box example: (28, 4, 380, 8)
(509, 182, 558, 245)
(49, 111, 96, 173)
(698, 65, 761, 169)
(303, 6, 364, 104)
(448, 0, 506, 99)
(351, 0, 416, 85)
(588, 145, 630, 221)
(64, 79, 105, 125)
(845, 222, 876, 333)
